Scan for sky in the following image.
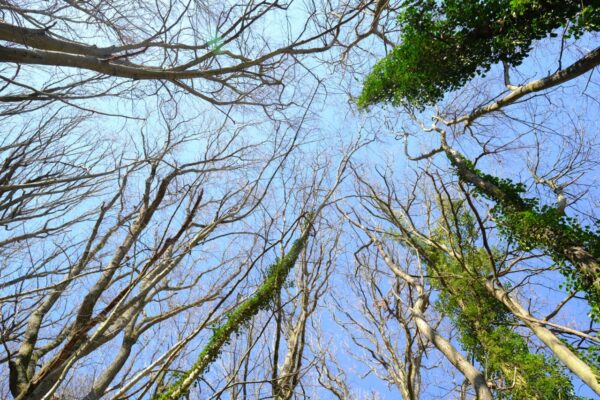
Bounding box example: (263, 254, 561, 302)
(1, 3, 599, 399)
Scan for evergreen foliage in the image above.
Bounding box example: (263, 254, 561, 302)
(450, 155, 600, 320)
(358, 0, 600, 108)
(154, 228, 311, 400)
(414, 210, 581, 399)
(357, 1, 600, 394)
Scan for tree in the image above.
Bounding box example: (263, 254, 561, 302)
(356, 2, 600, 396)
(3, 1, 600, 399)
(347, 164, 598, 398)
(0, 0, 395, 112)
(358, 0, 600, 108)
(0, 1, 397, 399)
(5, 121, 287, 399)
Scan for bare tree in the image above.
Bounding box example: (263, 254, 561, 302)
(347, 156, 599, 397)
(0, 111, 313, 399)
(0, 0, 402, 114)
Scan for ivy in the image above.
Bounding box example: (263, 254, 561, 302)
(420, 215, 581, 399)
(358, 1, 600, 109)
(448, 154, 600, 320)
(154, 230, 310, 400)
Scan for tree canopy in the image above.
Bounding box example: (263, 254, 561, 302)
(358, 0, 600, 108)
(1, 1, 600, 399)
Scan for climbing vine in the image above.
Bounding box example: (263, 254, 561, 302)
(154, 227, 311, 400)
(415, 212, 581, 399)
(358, 0, 600, 109)
(449, 154, 600, 320)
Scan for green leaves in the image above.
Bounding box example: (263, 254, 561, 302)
(452, 155, 600, 320)
(154, 232, 310, 400)
(358, 0, 600, 109)
(423, 217, 580, 399)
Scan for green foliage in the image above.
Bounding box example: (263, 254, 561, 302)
(450, 154, 600, 320)
(421, 211, 580, 399)
(482, 328, 579, 400)
(358, 0, 600, 108)
(565, 342, 600, 379)
(154, 231, 310, 400)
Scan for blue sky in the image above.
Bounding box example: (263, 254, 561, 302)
(1, 4, 599, 399)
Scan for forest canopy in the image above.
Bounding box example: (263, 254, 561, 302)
(0, 1, 599, 399)
(358, 0, 600, 108)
